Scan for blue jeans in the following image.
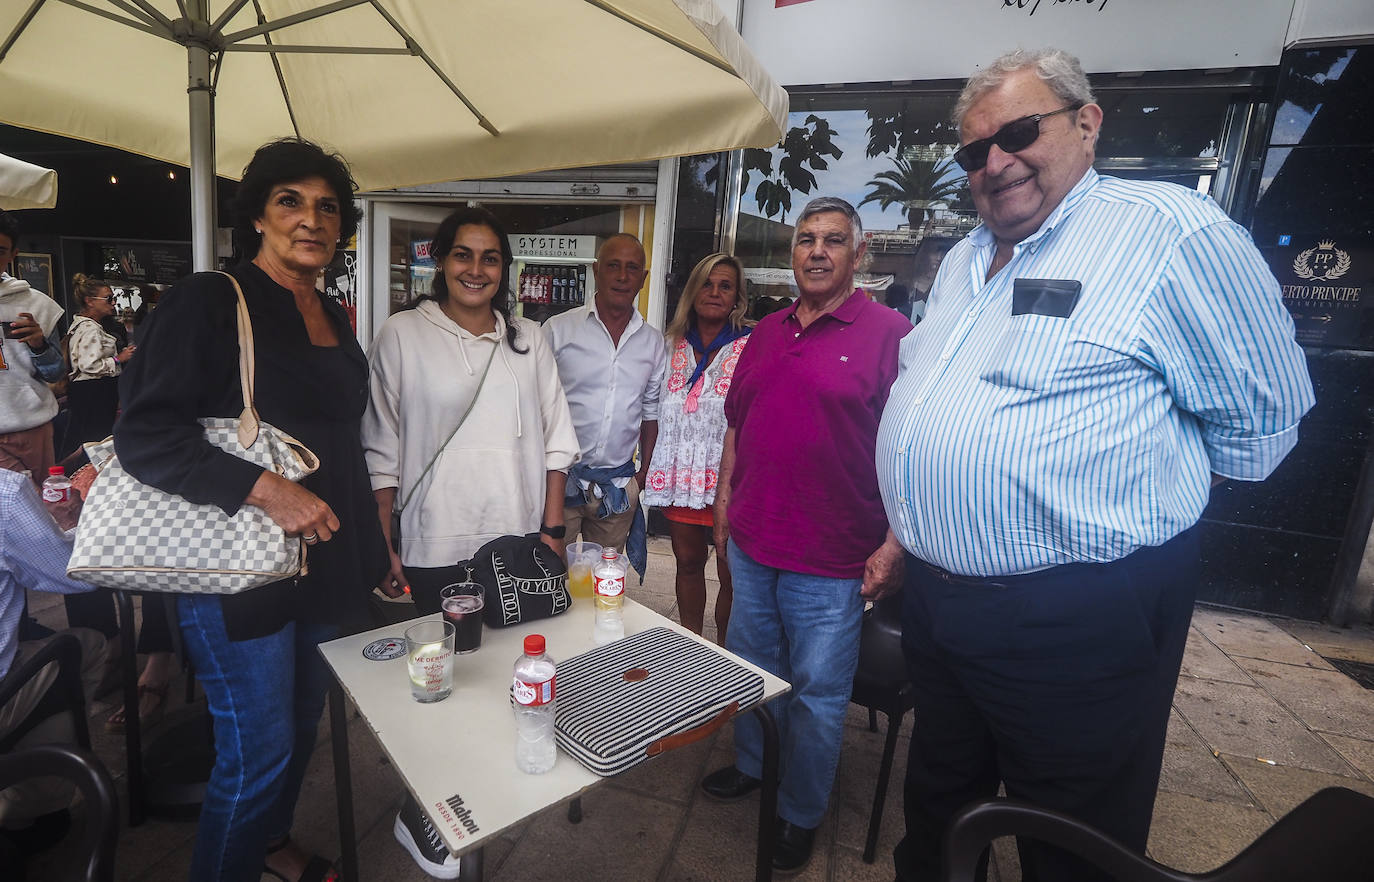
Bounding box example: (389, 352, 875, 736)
(725, 540, 864, 829)
(177, 594, 339, 881)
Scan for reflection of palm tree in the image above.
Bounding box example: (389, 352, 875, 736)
(858, 155, 966, 230)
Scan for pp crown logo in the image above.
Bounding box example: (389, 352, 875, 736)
(1293, 240, 1352, 282)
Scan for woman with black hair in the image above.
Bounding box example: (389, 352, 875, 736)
(363, 207, 578, 614)
(115, 138, 388, 882)
(362, 208, 578, 877)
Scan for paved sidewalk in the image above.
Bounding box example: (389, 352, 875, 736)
(24, 537, 1374, 881)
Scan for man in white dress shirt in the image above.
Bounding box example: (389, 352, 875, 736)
(544, 234, 667, 553)
(877, 48, 1313, 882)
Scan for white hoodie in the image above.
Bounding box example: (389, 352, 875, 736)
(362, 301, 580, 568)
(0, 275, 65, 433)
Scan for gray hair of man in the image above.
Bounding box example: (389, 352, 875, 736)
(790, 196, 864, 250)
(952, 48, 1096, 132)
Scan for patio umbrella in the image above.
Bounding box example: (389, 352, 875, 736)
(0, 151, 56, 209)
(0, 0, 787, 268)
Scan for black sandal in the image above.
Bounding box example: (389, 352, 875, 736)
(263, 838, 340, 882)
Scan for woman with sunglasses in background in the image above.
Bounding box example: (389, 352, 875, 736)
(61, 274, 135, 456)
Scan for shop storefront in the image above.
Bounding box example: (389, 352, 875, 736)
(355, 163, 670, 341)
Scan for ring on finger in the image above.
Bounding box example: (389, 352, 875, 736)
(304, 532, 320, 544)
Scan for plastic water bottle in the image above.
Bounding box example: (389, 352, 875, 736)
(41, 466, 71, 504)
(592, 546, 626, 645)
(513, 634, 557, 774)
(42, 466, 80, 531)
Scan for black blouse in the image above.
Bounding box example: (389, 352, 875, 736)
(115, 262, 389, 640)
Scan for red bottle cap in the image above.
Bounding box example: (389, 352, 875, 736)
(47, 466, 64, 476)
(524, 634, 545, 655)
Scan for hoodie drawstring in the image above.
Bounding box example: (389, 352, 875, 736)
(499, 341, 523, 438)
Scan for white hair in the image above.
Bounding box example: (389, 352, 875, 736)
(954, 47, 1096, 131)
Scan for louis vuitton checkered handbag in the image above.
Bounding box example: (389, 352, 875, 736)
(67, 272, 320, 594)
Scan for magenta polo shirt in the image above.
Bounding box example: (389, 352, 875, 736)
(724, 290, 912, 578)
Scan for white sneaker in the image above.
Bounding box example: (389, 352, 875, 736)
(393, 797, 463, 880)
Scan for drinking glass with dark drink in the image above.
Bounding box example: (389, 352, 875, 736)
(440, 581, 485, 653)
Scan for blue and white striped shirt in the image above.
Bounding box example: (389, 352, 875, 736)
(875, 170, 1314, 576)
(1, 469, 93, 679)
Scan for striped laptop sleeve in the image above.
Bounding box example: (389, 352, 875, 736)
(554, 628, 765, 776)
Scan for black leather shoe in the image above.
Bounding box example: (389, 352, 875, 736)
(772, 820, 816, 875)
(700, 765, 761, 802)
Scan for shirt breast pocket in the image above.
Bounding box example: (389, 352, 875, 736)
(979, 313, 1074, 392)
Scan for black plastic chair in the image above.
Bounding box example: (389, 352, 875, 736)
(0, 744, 119, 882)
(0, 632, 92, 753)
(849, 594, 915, 863)
(942, 787, 1374, 882)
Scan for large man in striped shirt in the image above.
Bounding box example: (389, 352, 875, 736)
(877, 48, 1314, 882)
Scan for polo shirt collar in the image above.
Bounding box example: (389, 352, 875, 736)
(968, 167, 1100, 251)
(782, 288, 867, 325)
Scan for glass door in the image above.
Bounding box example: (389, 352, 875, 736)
(365, 201, 457, 344)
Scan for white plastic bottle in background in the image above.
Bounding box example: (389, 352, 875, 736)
(41, 466, 71, 504)
(592, 546, 626, 645)
(512, 634, 557, 774)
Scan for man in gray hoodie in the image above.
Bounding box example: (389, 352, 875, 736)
(0, 210, 65, 482)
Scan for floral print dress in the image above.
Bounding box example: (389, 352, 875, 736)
(643, 334, 749, 511)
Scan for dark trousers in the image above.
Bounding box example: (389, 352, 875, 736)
(894, 528, 1199, 882)
(64, 589, 175, 653)
(405, 565, 471, 616)
(59, 375, 119, 459)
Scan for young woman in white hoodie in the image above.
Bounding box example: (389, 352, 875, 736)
(363, 206, 580, 879)
(362, 206, 579, 616)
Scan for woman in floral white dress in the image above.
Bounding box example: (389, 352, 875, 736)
(643, 253, 752, 641)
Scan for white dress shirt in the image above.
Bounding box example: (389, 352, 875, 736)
(544, 302, 667, 469)
(876, 170, 1314, 576)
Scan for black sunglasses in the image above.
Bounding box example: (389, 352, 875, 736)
(953, 104, 1083, 173)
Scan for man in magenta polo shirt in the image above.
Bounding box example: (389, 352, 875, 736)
(701, 196, 912, 874)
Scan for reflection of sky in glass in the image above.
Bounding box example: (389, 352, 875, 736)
(1258, 147, 1292, 199)
(1271, 50, 1354, 145)
(1322, 50, 1354, 82)
(742, 109, 966, 233)
(1272, 102, 1318, 145)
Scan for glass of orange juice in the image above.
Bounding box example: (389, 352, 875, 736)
(566, 541, 600, 601)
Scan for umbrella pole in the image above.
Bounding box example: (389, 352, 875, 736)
(187, 29, 215, 272)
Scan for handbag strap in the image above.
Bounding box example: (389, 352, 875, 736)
(212, 272, 262, 448)
(397, 342, 498, 514)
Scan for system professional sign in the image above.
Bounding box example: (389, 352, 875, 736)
(512, 235, 596, 261)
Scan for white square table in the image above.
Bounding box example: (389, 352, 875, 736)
(319, 598, 790, 881)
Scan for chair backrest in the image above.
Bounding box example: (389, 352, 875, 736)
(856, 595, 905, 674)
(943, 788, 1374, 882)
(0, 744, 118, 882)
(0, 632, 91, 752)
(942, 798, 1190, 882)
